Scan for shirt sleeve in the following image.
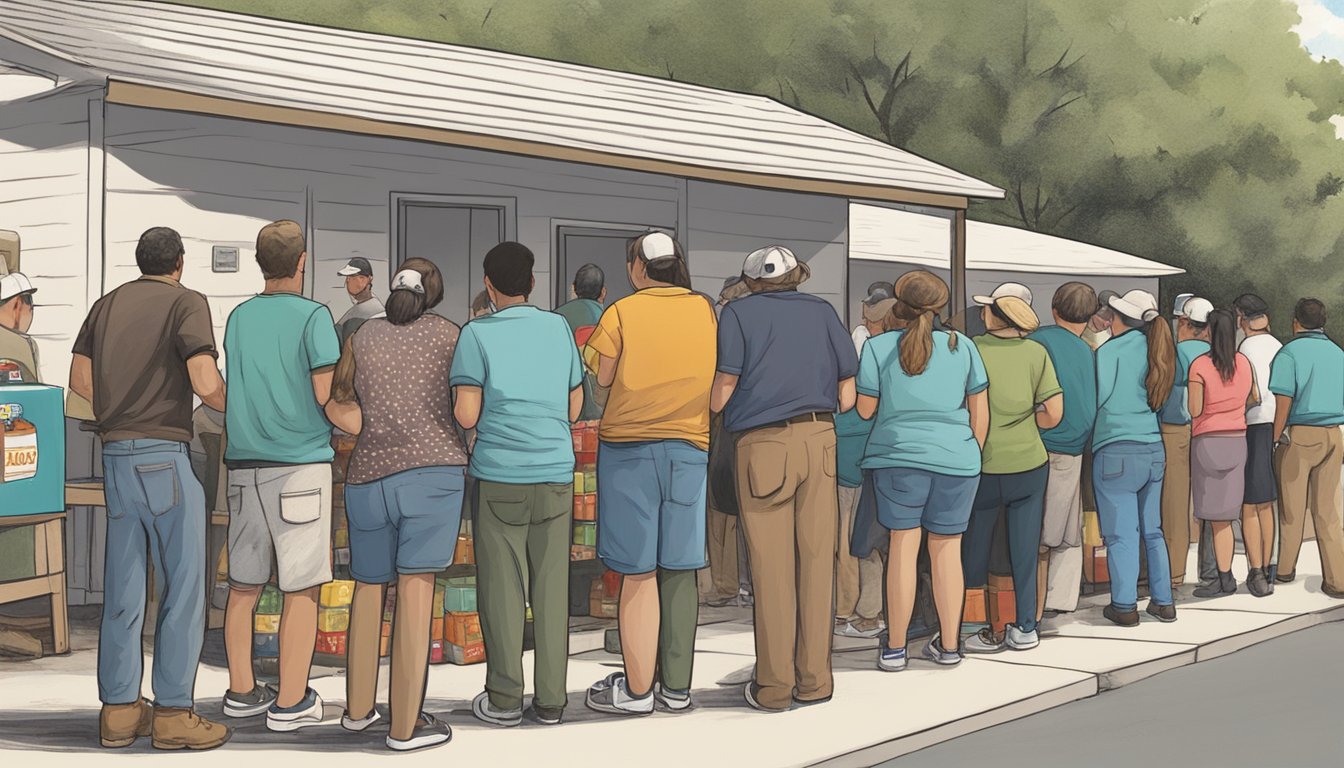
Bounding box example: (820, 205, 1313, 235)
(449, 325, 486, 388)
(72, 303, 97, 358)
(304, 305, 341, 370)
(966, 335, 989, 395)
(856, 342, 880, 397)
(585, 304, 622, 361)
(1268, 346, 1296, 397)
(1034, 345, 1063, 404)
(568, 326, 584, 391)
(1188, 356, 1207, 388)
(717, 304, 745, 375)
(830, 311, 860, 379)
(174, 292, 218, 360)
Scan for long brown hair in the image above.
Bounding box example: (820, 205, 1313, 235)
(1122, 312, 1176, 411)
(891, 270, 955, 376)
(1207, 308, 1238, 382)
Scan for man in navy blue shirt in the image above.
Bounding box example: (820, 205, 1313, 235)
(711, 245, 857, 713)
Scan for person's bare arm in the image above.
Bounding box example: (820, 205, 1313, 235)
(69, 353, 94, 407)
(1036, 392, 1065, 429)
(187, 353, 226, 412)
(570, 386, 584, 423)
(856, 393, 879, 420)
(1188, 380, 1205, 419)
(455, 386, 483, 431)
(597, 354, 617, 388)
(1247, 368, 1261, 408)
(710, 372, 739, 414)
(837, 377, 856, 413)
(968, 390, 990, 449)
(1273, 395, 1292, 443)
(324, 399, 362, 435)
(311, 367, 334, 408)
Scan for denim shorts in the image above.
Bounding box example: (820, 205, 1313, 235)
(597, 439, 708, 574)
(344, 466, 466, 584)
(872, 466, 980, 535)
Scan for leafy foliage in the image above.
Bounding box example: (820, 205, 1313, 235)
(173, 0, 1344, 330)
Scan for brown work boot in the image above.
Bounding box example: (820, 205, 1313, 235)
(100, 698, 153, 748)
(152, 707, 231, 751)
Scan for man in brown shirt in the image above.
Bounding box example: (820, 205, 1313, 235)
(69, 226, 230, 751)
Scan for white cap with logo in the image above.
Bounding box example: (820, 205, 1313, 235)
(741, 245, 799, 280)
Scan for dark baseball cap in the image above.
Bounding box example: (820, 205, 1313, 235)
(1234, 293, 1269, 318)
(337, 257, 373, 277)
(862, 281, 896, 305)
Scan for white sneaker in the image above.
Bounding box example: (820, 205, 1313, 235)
(471, 691, 522, 727)
(585, 672, 654, 715)
(266, 689, 324, 732)
(653, 683, 693, 712)
(837, 619, 887, 639)
(1005, 625, 1039, 651)
(341, 707, 382, 732)
(386, 712, 451, 752)
(962, 628, 1005, 654)
(876, 646, 907, 672)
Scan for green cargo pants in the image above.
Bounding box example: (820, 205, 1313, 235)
(475, 480, 573, 712)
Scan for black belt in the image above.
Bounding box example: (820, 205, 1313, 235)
(757, 412, 835, 431)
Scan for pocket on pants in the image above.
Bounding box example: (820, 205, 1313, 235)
(668, 451, 708, 506)
(481, 486, 532, 526)
(821, 443, 837, 479)
(745, 441, 789, 499)
(279, 488, 323, 524)
(135, 462, 181, 517)
(1102, 454, 1125, 481)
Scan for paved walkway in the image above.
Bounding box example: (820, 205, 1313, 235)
(0, 543, 1340, 767)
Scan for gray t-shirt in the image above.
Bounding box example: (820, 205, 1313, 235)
(717, 290, 858, 433)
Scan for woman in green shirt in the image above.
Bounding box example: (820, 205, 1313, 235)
(962, 284, 1064, 654)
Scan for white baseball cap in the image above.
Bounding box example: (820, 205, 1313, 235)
(1180, 297, 1213, 324)
(972, 282, 1033, 306)
(741, 245, 808, 281)
(1109, 289, 1161, 322)
(0, 272, 36, 302)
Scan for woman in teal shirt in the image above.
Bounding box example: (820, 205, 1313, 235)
(856, 270, 989, 671)
(1092, 289, 1179, 626)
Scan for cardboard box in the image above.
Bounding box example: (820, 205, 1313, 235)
(453, 535, 475, 565)
(379, 635, 390, 658)
(583, 472, 597, 494)
(1083, 509, 1103, 548)
(0, 387, 66, 516)
(333, 528, 349, 549)
(256, 585, 283, 615)
(430, 617, 445, 642)
(962, 587, 987, 624)
(1084, 545, 1110, 584)
(571, 544, 597, 561)
(573, 521, 597, 547)
(254, 613, 281, 634)
(429, 639, 444, 664)
(254, 633, 279, 658)
(446, 640, 486, 666)
(574, 494, 597, 522)
(987, 573, 1015, 633)
(589, 580, 618, 618)
(318, 607, 350, 633)
(380, 619, 392, 638)
(444, 581, 477, 613)
(320, 580, 355, 608)
(445, 611, 482, 646)
(315, 630, 346, 656)
(433, 580, 446, 619)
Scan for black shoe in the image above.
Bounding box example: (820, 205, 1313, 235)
(527, 703, 563, 725)
(1103, 604, 1139, 627)
(790, 694, 832, 709)
(1194, 571, 1237, 598)
(1145, 601, 1177, 623)
(1323, 584, 1344, 599)
(385, 713, 451, 752)
(744, 683, 789, 714)
(1275, 569, 1295, 584)
(1246, 569, 1272, 598)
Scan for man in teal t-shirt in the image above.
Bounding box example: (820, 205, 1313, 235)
(221, 221, 340, 730)
(450, 242, 583, 725)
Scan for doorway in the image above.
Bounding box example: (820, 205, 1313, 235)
(395, 198, 508, 324)
(554, 225, 673, 310)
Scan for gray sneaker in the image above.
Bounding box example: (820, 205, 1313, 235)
(962, 627, 1005, 654)
(922, 633, 963, 666)
(1005, 625, 1039, 651)
(585, 673, 654, 716)
(471, 691, 522, 728)
(223, 683, 277, 719)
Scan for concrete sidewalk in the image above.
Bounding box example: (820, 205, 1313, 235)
(0, 542, 1340, 768)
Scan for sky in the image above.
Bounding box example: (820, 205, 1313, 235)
(1293, 0, 1344, 62)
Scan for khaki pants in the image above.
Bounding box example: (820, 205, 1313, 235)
(1276, 426, 1344, 590)
(1042, 453, 1084, 613)
(1160, 423, 1193, 582)
(737, 420, 837, 710)
(836, 485, 883, 621)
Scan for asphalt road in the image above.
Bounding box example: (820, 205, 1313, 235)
(884, 620, 1344, 768)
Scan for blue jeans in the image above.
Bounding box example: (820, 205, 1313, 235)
(99, 439, 206, 708)
(1092, 441, 1174, 612)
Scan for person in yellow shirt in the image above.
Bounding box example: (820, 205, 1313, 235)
(582, 232, 717, 716)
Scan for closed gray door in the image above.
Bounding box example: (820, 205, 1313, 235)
(398, 204, 503, 324)
(556, 226, 664, 309)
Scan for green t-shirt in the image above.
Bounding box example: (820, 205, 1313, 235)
(972, 334, 1062, 474)
(224, 293, 341, 465)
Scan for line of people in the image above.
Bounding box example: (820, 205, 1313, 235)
(71, 222, 1344, 754)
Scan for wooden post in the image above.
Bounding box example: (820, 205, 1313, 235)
(950, 208, 968, 331)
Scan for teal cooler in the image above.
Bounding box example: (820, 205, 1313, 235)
(0, 385, 66, 516)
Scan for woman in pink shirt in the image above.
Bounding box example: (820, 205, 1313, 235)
(1188, 308, 1259, 599)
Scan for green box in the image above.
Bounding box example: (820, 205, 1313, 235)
(256, 584, 283, 615)
(583, 472, 597, 494)
(573, 521, 597, 547)
(444, 583, 477, 613)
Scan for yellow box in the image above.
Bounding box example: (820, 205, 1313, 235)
(318, 607, 350, 633)
(333, 528, 349, 549)
(1083, 509, 1103, 548)
(320, 580, 356, 608)
(254, 613, 281, 634)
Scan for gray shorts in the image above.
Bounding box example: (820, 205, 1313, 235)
(227, 463, 333, 592)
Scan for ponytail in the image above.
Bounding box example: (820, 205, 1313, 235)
(1143, 314, 1176, 411)
(899, 310, 936, 376)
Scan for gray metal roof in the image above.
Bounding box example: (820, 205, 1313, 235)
(0, 0, 1004, 203)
